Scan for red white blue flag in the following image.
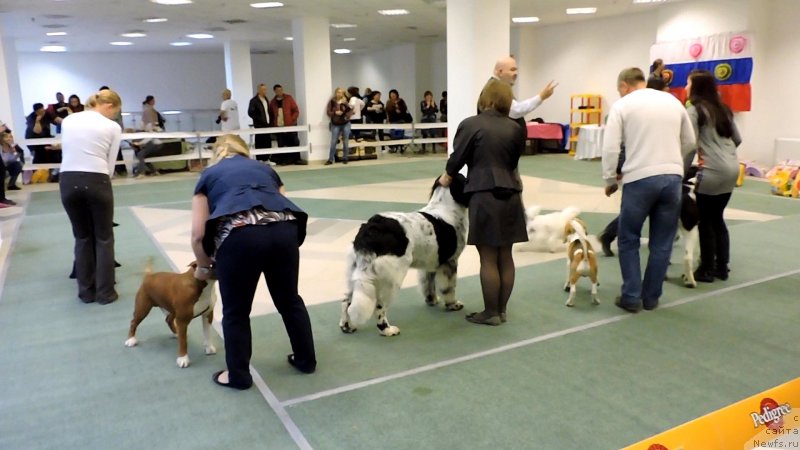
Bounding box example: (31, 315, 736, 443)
(650, 31, 753, 112)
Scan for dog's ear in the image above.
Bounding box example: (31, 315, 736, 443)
(448, 174, 472, 207)
(563, 222, 573, 243)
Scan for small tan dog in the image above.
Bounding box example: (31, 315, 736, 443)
(563, 218, 600, 307)
(125, 259, 217, 368)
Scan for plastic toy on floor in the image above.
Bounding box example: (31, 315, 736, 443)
(769, 167, 794, 196)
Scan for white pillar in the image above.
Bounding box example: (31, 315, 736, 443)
(0, 32, 24, 134)
(224, 41, 254, 132)
(292, 17, 332, 162)
(446, 0, 510, 153)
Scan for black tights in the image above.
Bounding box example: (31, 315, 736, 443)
(476, 245, 516, 317)
(696, 192, 732, 272)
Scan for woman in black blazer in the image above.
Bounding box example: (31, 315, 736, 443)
(438, 79, 528, 326)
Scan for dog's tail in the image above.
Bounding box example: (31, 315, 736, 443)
(569, 219, 590, 255)
(143, 257, 154, 275)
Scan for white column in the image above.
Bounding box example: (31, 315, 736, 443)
(0, 32, 24, 134)
(446, 0, 510, 153)
(224, 40, 254, 133)
(292, 17, 332, 162)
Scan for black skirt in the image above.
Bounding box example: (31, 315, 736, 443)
(468, 190, 528, 246)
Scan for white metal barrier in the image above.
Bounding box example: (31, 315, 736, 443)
(18, 122, 449, 172)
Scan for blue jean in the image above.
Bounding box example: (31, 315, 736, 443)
(329, 122, 350, 162)
(617, 174, 681, 308)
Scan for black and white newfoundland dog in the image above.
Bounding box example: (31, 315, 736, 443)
(339, 174, 471, 336)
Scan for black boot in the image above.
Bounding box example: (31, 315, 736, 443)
(693, 267, 714, 283)
(714, 264, 729, 281)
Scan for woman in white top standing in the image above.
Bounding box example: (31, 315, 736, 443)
(347, 86, 365, 141)
(59, 89, 122, 305)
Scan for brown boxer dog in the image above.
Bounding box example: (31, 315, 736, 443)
(125, 259, 217, 368)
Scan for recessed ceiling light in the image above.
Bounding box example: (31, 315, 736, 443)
(250, 2, 283, 7)
(186, 33, 214, 39)
(121, 32, 147, 38)
(161, 110, 182, 115)
(512, 16, 540, 23)
(143, 17, 168, 23)
(40, 45, 67, 52)
(331, 23, 357, 29)
(284, 36, 293, 41)
(566, 7, 597, 14)
(633, 0, 667, 3)
(46, 32, 68, 36)
(343, 37, 356, 41)
(333, 48, 351, 54)
(170, 41, 192, 46)
(110, 41, 133, 46)
(377, 9, 410, 16)
(150, 0, 192, 5)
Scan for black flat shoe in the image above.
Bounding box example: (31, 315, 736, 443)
(465, 312, 501, 326)
(212, 370, 251, 390)
(288, 354, 316, 374)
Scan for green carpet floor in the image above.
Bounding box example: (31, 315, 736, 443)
(1, 155, 798, 449)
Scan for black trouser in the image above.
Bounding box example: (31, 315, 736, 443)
(274, 132, 300, 164)
(254, 128, 272, 161)
(365, 117, 385, 143)
(601, 216, 619, 242)
(420, 117, 437, 150)
(59, 172, 116, 302)
(114, 146, 126, 175)
(31, 145, 62, 164)
(0, 159, 7, 200)
(214, 222, 316, 387)
(5, 161, 22, 188)
(135, 141, 171, 175)
(696, 192, 732, 272)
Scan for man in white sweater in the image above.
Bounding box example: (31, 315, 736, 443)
(601, 67, 696, 313)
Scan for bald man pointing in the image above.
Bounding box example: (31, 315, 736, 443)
(493, 56, 558, 119)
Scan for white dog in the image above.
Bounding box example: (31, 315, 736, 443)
(520, 205, 582, 253)
(339, 175, 470, 336)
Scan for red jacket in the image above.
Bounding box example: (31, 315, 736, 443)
(268, 94, 300, 126)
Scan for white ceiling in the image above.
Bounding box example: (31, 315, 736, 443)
(0, 0, 687, 54)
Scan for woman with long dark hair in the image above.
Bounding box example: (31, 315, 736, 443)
(684, 70, 742, 282)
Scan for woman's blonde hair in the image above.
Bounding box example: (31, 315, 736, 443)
(477, 79, 513, 115)
(212, 134, 251, 163)
(86, 89, 122, 109)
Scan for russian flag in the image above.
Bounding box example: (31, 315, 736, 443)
(650, 32, 753, 112)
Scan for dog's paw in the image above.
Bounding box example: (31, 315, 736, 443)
(591, 296, 601, 305)
(379, 325, 400, 336)
(681, 274, 697, 288)
(205, 344, 216, 355)
(176, 355, 191, 368)
(425, 295, 438, 306)
(563, 284, 570, 292)
(339, 322, 357, 334)
(565, 299, 575, 307)
(124, 337, 138, 347)
(445, 301, 463, 311)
